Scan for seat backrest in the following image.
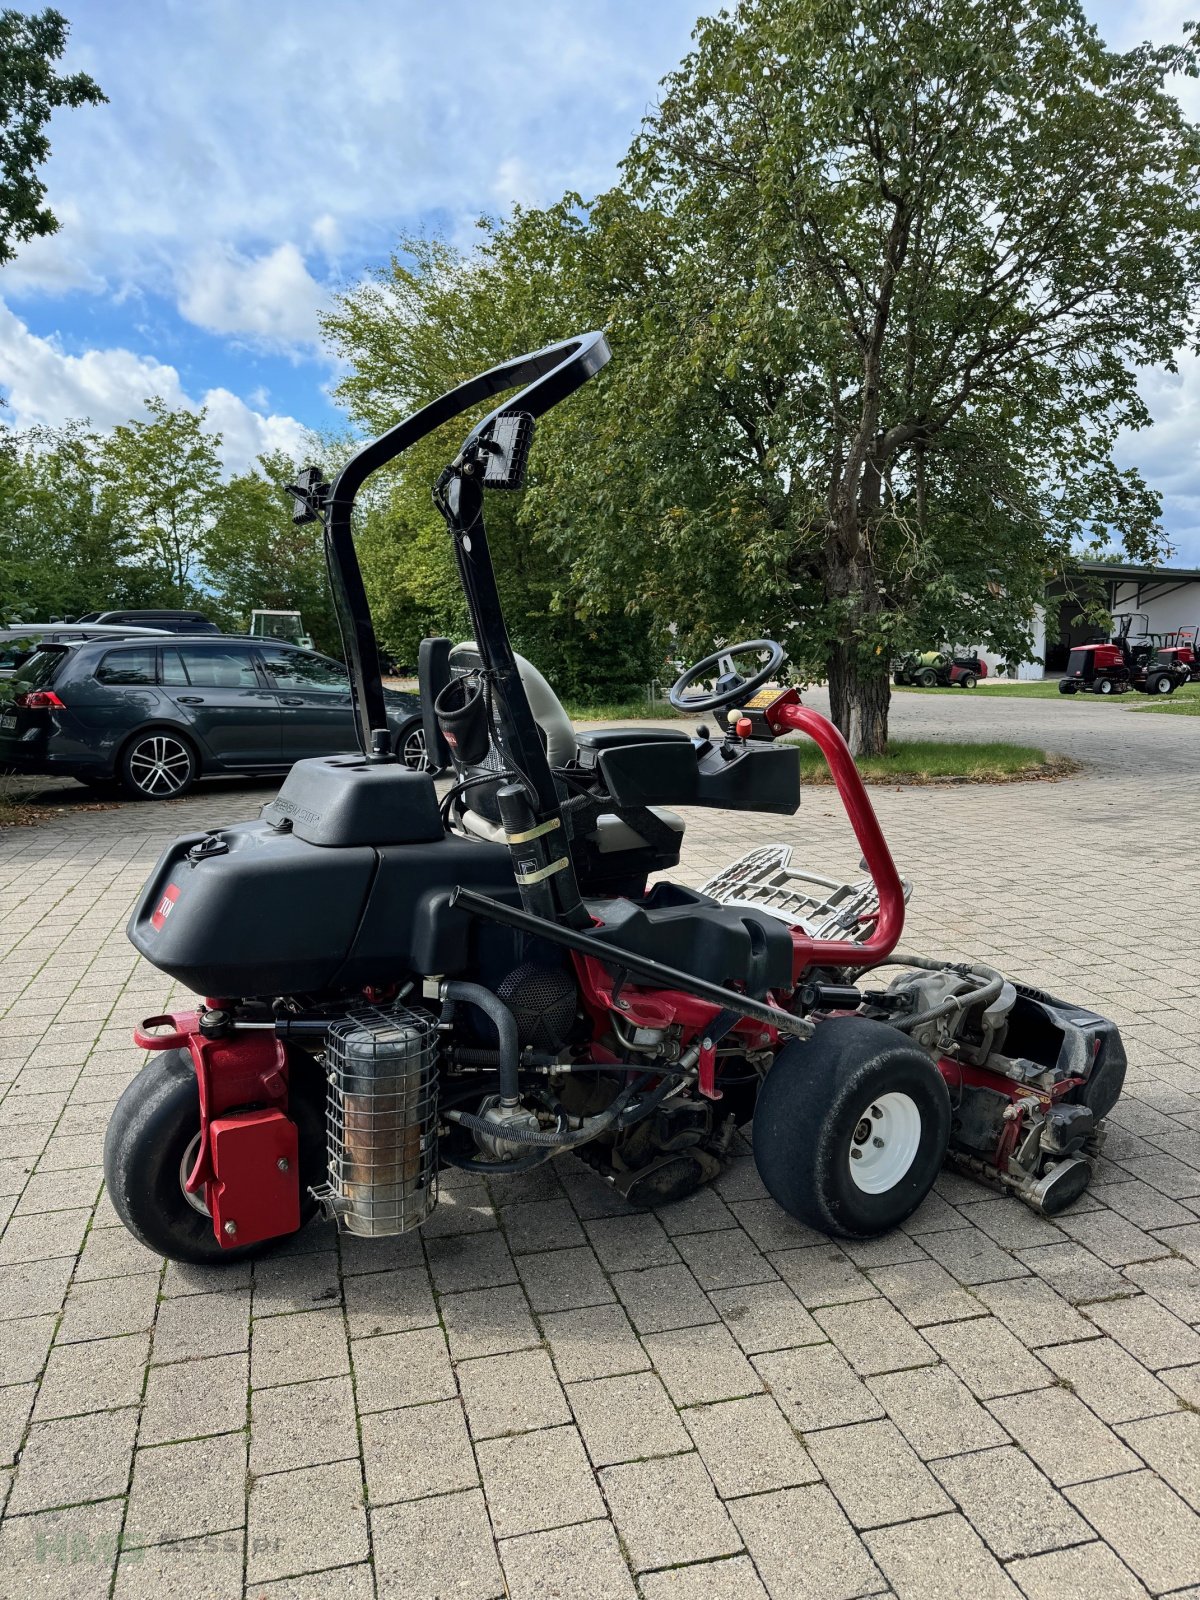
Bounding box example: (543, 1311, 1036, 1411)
(447, 641, 578, 769)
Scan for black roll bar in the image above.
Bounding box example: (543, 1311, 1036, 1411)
(320, 332, 611, 756)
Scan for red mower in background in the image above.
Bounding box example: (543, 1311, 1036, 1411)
(102, 333, 1125, 1266)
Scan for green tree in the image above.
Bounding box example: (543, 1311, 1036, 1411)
(321, 235, 659, 695)
(202, 450, 339, 652)
(586, 0, 1200, 751)
(0, 421, 154, 618)
(98, 398, 222, 602)
(0, 7, 104, 265)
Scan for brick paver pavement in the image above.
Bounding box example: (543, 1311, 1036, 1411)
(2, 689, 1199, 1598)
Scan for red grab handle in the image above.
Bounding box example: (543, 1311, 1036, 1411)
(771, 700, 906, 973)
(133, 1012, 202, 1051)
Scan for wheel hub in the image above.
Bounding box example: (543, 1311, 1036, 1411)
(848, 1092, 921, 1194)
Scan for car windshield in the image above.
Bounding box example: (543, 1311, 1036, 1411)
(9, 646, 66, 690)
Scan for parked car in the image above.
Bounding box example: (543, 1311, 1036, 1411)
(0, 623, 169, 680)
(0, 635, 426, 799)
(73, 609, 220, 634)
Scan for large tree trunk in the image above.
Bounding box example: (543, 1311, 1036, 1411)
(823, 527, 890, 758)
(827, 642, 890, 757)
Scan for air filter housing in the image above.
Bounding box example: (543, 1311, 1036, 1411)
(323, 1003, 438, 1236)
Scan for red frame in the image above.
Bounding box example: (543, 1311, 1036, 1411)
(571, 690, 907, 1094)
(133, 1010, 300, 1247)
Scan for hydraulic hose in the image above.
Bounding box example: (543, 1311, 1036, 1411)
(872, 954, 1006, 1035)
(447, 1075, 646, 1149)
(441, 981, 520, 1105)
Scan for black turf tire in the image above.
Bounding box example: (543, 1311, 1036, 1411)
(1058, 681, 1076, 694)
(958, 672, 977, 689)
(1097, 678, 1115, 695)
(103, 1047, 327, 1264)
(753, 1017, 951, 1239)
(915, 669, 938, 687)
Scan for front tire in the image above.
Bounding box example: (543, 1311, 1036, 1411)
(103, 1047, 327, 1264)
(957, 672, 977, 689)
(1150, 674, 1174, 695)
(753, 1018, 951, 1239)
(916, 669, 938, 688)
(119, 730, 198, 800)
(1097, 678, 1115, 696)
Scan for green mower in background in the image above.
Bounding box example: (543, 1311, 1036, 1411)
(893, 650, 986, 688)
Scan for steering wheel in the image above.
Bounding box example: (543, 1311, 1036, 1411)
(668, 639, 788, 713)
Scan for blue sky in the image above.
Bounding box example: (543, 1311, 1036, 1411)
(3, 0, 1199, 558)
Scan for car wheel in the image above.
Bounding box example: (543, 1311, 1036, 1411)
(753, 1018, 951, 1239)
(397, 720, 429, 772)
(119, 731, 198, 800)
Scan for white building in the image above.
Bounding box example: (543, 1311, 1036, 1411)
(975, 560, 1200, 679)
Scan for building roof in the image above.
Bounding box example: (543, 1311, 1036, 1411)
(1076, 559, 1200, 582)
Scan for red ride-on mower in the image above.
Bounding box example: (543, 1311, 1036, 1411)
(1058, 642, 1131, 695)
(103, 334, 1126, 1264)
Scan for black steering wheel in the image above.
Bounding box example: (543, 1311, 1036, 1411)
(668, 639, 788, 713)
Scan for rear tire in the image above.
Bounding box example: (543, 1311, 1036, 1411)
(103, 1047, 327, 1264)
(753, 1018, 951, 1239)
(916, 669, 937, 688)
(396, 719, 429, 772)
(958, 672, 977, 689)
(1150, 674, 1174, 695)
(1058, 681, 1076, 694)
(1097, 678, 1115, 695)
(119, 730, 198, 800)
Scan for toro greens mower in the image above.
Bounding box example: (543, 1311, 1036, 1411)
(103, 334, 1125, 1265)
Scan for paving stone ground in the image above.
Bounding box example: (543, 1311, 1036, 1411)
(2, 688, 1200, 1598)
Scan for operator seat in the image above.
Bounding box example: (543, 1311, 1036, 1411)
(425, 641, 691, 892)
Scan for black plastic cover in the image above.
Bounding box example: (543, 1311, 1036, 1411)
(597, 741, 700, 808)
(587, 884, 794, 997)
(129, 825, 376, 996)
(696, 744, 800, 815)
(260, 756, 443, 847)
(128, 823, 523, 997)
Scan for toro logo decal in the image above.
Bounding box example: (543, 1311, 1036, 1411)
(150, 884, 180, 931)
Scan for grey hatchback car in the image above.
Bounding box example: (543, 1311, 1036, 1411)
(0, 635, 426, 799)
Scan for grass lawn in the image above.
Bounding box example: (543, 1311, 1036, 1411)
(1130, 692, 1200, 714)
(787, 737, 1074, 784)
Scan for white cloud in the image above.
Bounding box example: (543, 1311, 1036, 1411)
(13, 0, 699, 343)
(0, 300, 310, 474)
(177, 242, 327, 348)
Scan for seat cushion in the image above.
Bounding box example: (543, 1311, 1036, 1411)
(575, 726, 691, 753)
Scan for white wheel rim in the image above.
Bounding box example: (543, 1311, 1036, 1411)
(1157, 678, 1171, 693)
(848, 1092, 922, 1193)
(129, 735, 191, 795)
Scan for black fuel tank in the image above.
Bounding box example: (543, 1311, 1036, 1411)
(128, 822, 520, 999)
